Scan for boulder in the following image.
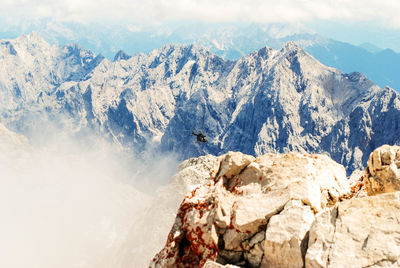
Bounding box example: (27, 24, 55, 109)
(364, 145, 400, 195)
(216, 151, 255, 179)
(262, 200, 315, 268)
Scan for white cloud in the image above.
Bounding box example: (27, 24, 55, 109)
(1, 0, 400, 28)
(0, 124, 179, 267)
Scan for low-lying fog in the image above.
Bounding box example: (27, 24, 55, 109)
(0, 125, 179, 267)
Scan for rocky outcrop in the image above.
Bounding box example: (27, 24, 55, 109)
(305, 145, 400, 267)
(151, 146, 400, 267)
(365, 145, 400, 195)
(119, 155, 221, 267)
(306, 192, 400, 268)
(150, 151, 350, 267)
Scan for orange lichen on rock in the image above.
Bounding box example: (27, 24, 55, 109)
(153, 184, 219, 267)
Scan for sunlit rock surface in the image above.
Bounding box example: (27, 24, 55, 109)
(150, 151, 350, 267)
(151, 147, 400, 267)
(306, 192, 400, 268)
(306, 144, 400, 267)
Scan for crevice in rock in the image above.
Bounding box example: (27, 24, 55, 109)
(178, 231, 190, 258)
(247, 224, 267, 243)
(216, 222, 267, 266)
(237, 161, 254, 176)
(327, 205, 339, 266)
(300, 231, 310, 268)
(217, 250, 244, 265)
(361, 235, 369, 250)
(331, 205, 339, 226)
(214, 160, 223, 181)
(363, 258, 397, 268)
(327, 191, 336, 205)
(217, 233, 225, 251)
(272, 200, 290, 217)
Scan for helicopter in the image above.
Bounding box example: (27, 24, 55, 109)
(191, 130, 208, 143)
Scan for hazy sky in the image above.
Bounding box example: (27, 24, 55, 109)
(1, 0, 400, 51)
(1, 0, 399, 27)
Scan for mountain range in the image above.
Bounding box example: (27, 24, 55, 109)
(1, 33, 399, 174)
(1, 21, 399, 91)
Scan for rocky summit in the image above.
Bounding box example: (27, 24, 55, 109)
(0, 34, 400, 173)
(151, 145, 400, 267)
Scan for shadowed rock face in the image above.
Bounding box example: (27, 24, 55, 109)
(1, 34, 400, 173)
(365, 145, 400, 195)
(151, 146, 400, 268)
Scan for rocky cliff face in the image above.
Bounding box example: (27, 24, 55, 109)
(151, 145, 400, 267)
(1, 34, 400, 172)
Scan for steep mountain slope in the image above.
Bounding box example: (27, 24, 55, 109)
(159, 43, 400, 171)
(0, 32, 103, 128)
(0, 34, 399, 173)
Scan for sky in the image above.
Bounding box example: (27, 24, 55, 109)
(1, 0, 399, 27)
(1, 0, 400, 51)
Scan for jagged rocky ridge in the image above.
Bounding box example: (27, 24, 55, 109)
(0, 32, 103, 110)
(151, 145, 400, 267)
(0, 33, 400, 172)
(9, 20, 400, 90)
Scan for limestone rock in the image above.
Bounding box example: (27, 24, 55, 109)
(129, 154, 219, 266)
(238, 153, 350, 213)
(216, 151, 255, 179)
(306, 192, 400, 268)
(150, 148, 400, 267)
(150, 151, 350, 267)
(365, 145, 400, 195)
(174, 154, 221, 194)
(231, 190, 288, 235)
(304, 207, 337, 268)
(262, 200, 315, 268)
